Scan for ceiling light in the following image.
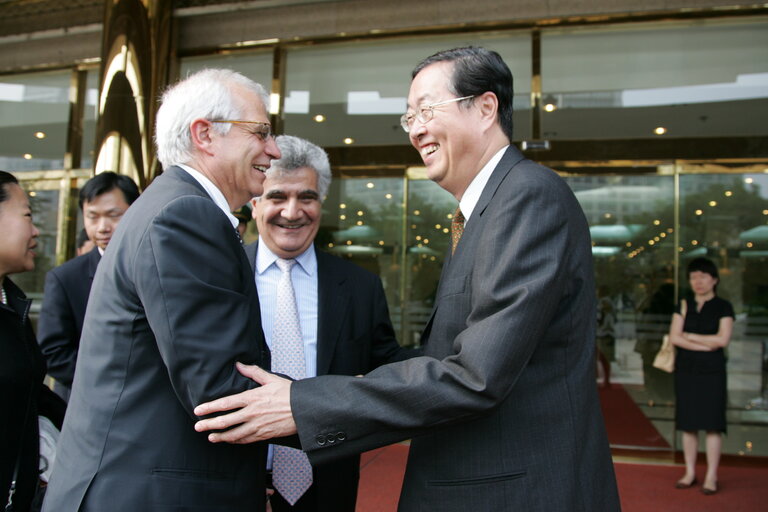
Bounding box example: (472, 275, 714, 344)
(34, 131, 46, 139)
(654, 127, 667, 135)
(313, 114, 326, 123)
(542, 94, 557, 112)
(343, 137, 354, 145)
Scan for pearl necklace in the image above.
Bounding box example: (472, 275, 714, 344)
(0, 285, 6, 305)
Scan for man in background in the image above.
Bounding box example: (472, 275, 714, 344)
(246, 135, 416, 511)
(75, 228, 94, 256)
(38, 171, 139, 400)
(233, 203, 252, 239)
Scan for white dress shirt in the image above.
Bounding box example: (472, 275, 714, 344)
(177, 163, 239, 229)
(458, 145, 509, 222)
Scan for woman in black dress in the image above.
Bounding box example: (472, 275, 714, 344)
(669, 257, 734, 495)
(1, 171, 66, 511)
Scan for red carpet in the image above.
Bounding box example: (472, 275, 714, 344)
(599, 383, 670, 448)
(357, 443, 768, 511)
(615, 461, 768, 512)
(357, 444, 408, 512)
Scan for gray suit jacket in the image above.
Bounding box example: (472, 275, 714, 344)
(290, 146, 620, 511)
(245, 243, 416, 510)
(43, 167, 271, 512)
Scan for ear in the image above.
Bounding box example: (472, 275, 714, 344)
(189, 118, 216, 156)
(250, 198, 259, 219)
(476, 91, 499, 128)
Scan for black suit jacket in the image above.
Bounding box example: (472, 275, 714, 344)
(290, 146, 620, 511)
(44, 167, 272, 512)
(38, 247, 100, 390)
(245, 242, 416, 510)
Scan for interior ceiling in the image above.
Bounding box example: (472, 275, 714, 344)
(0, 0, 339, 38)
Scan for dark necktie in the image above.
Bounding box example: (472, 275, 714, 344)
(451, 207, 465, 254)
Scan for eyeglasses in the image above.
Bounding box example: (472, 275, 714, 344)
(210, 120, 274, 142)
(399, 95, 475, 133)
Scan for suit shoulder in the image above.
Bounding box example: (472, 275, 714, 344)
(317, 250, 380, 282)
(48, 251, 93, 279)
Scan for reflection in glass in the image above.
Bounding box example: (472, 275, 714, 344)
(283, 32, 532, 147)
(0, 71, 69, 171)
(542, 19, 768, 139)
(11, 188, 59, 296)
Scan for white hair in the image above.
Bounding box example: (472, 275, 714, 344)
(154, 68, 269, 168)
(263, 135, 332, 200)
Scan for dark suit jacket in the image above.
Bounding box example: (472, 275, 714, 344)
(38, 247, 100, 390)
(245, 242, 415, 511)
(290, 146, 620, 511)
(1, 278, 66, 512)
(43, 167, 272, 512)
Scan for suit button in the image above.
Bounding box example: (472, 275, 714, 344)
(336, 432, 346, 442)
(327, 435, 336, 444)
(316, 434, 327, 446)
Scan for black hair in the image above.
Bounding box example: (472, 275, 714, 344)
(76, 228, 91, 249)
(79, 172, 140, 210)
(412, 46, 514, 141)
(687, 257, 720, 292)
(0, 170, 19, 205)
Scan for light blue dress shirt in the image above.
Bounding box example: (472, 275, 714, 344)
(254, 238, 319, 377)
(254, 238, 319, 471)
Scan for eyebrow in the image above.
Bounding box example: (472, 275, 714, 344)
(264, 189, 319, 200)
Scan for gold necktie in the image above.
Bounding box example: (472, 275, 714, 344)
(451, 207, 465, 254)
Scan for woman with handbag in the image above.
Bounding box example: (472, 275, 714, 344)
(669, 257, 734, 495)
(1, 171, 65, 512)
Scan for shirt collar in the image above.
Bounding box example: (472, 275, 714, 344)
(458, 145, 509, 222)
(256, 237, 317, 276)
(177, 163, 239, 229)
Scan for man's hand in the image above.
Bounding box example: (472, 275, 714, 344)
(194, 362, 297, 443)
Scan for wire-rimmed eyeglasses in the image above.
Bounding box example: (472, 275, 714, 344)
(210, 120, 274, 142)
(399, 95, 475, 133)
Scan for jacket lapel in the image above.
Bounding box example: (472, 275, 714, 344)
(419, 146, 524, 346)
(87, 247, 101, 282)
(315, 251, 350, 375)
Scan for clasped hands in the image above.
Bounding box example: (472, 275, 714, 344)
(194, 362, 297, 443)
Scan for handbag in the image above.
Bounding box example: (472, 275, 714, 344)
(653, 299, 687, 373)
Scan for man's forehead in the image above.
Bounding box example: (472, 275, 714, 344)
(234, 87, 268, 120)
(408, 62, 453, 106)
(84, 188, 128, 207)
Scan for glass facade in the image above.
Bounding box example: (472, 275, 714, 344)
(541, 17, 768, 140)
(0, 70, 70, 171)
(3, 13, 768, 457)
(283, 32, 532, 147)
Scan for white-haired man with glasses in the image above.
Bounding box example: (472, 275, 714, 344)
(43, 69, 281, 512)
(195, 48, 620, 511)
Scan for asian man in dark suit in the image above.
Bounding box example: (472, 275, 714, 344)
(244, 135, 416, 511)
(37, 171, 139, 401)
(196, 48, 620, 511)
(42, 69, 281, 512)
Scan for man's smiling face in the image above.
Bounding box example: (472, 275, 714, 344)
(406, 60, 479, 198)
(252, 167, 321, 259)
